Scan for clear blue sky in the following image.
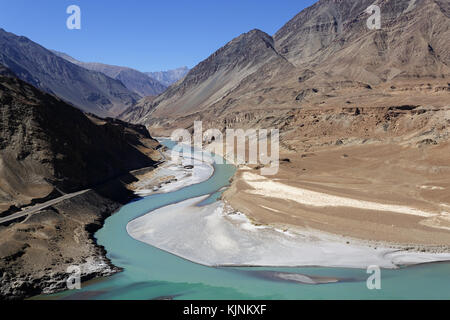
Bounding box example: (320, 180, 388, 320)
(0, 0, 316, 72)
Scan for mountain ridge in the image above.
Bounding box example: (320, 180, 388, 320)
(0, 29, 140, 117)
(121, 0, 449, 135)
(52, 50, 168, 97)
(146, 66, 190, 87)
(120, 28, 294, 126)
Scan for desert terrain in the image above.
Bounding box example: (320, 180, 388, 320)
(222, 105, 450, 248)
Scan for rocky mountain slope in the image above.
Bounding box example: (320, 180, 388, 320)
(52, 51, 167, 97)
(0, 66, 162, 299)
(121, 0, 449, 135)
(0, 65, 160, 212)
(146, 66, 190, 87)
(120, 29, 293, 127)
(0, 29, 140, 117)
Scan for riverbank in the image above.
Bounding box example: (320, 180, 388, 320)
(0, 165, 163, 300)
(40, 139, 450, 300)
(1, 181, 124, 299)
(127, 195, 450, 269)
(7, 144, 214, 300)
(128, 147, 214, 196)
(125, 141, 450, 268)
(223, 145, 450, 249)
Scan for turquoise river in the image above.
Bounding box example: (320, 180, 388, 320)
(43, 139, 450, 300)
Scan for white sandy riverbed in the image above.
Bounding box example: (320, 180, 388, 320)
(127, 142, 450, 269)
(127, 195, 450, 269)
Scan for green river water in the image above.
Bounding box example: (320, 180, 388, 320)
(44, 139, 450, 300)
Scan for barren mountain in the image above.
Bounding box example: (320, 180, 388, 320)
(0, 65, 160, 213)
(122, 0, 449, 134)
(0, 29, 140, 117)
(146, 66, 190, 87)
(52, 51, 167, 97)
(120, 29, 294, 128)
(273, 0, 450, 91)
(0, 65, 162, 299)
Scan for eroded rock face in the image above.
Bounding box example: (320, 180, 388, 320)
(0, 68, 159, 207)
(0, 187, 124, 300)
(0, 67, 161, 300)
(0, 229, 120, 300)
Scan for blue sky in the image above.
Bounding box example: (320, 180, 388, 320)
(0, 0, 316, 72)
